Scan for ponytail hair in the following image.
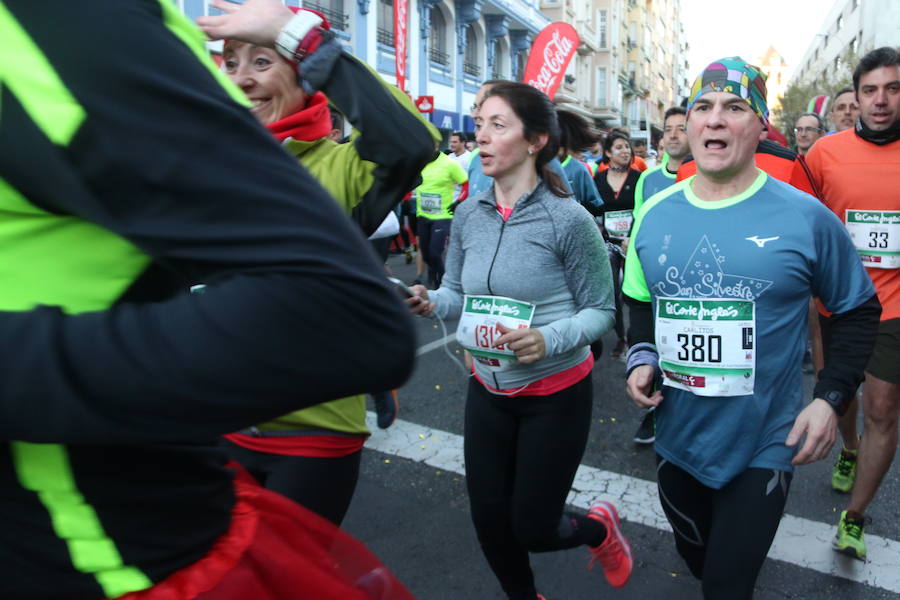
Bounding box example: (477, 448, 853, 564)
(481, 82, 570, 198)
(557, 109, 598, 154)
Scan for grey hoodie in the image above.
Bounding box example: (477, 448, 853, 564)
(430, 181, 615, 391)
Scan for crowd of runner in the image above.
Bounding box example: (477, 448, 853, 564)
(1, 0, 898, 598)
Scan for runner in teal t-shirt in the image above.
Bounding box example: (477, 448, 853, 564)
(632, 106, 689, 215)
(629, 106, 689, 445)
(623, 57, 880, 599)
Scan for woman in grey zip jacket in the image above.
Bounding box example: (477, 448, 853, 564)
(409, 83, 634, 599)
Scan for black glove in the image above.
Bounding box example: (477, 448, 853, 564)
(296, 32, 342, 95)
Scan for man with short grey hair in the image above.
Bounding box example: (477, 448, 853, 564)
(829, 86, 861, 133)
(625, 55, 879, 597)
(794, 112, 825, 155)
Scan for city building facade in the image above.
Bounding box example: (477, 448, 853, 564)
(175, 0, 550, 141)
(176, 0, 690, 145)
(791, 0, 900, 88)
(757, 45, 789, 116)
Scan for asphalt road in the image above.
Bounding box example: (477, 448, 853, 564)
(342, 254, 900, 600)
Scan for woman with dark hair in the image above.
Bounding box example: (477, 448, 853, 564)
(407, 82, 633, 599)
(594, 131, 641, 358)
(556, 109, 604, 213)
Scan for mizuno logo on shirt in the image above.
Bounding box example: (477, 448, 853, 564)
(745, 236, 780, 247)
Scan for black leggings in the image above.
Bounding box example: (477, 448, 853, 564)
(464, 375, 606, 600)
(418, 218, 452, 288)
(609, 247, 625, 341)
(656, 456, 792, 600)
(223, 440, 362, 526)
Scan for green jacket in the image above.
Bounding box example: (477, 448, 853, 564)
(257, 54, 440, 435)
(0, 2, 422, 597)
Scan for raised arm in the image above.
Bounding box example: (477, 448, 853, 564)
(198, 0, 440, 235)
(0, 1, 415, 443)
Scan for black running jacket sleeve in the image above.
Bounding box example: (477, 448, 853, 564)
(316, 50, 439, 235)
(625, 295, 654, 346)
(814, 293, 881, 416)
(0, 1, 416, 443)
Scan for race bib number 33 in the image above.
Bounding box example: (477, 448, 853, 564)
(655, 297, 755, 397)
(845, 209, 900, 269)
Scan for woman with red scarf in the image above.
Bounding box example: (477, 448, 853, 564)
(217, 5, 439, 526)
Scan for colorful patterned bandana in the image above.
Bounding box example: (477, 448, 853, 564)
(687, 57, 769, 124)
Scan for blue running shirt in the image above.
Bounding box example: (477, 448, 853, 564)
(634, 161, 677, 214)
(623, 171, 874, 488)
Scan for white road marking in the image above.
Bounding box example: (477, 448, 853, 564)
(365, 413, 900, 594)
(415, 332, 457, 356)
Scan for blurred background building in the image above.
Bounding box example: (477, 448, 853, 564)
(176, 0, 694, 146)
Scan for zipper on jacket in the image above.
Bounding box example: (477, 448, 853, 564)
(485, 218, 506, 296)
(485, 214, 507, 391)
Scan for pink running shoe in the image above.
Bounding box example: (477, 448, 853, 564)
(586, 501, 633, 588)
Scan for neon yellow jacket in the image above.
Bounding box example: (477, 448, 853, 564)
(415, 152, 468, 220)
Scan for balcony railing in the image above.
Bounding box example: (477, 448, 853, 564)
(302, 1, 349, 31)
(463, 61, 481, 77)
(429, 47, 450, 66)
(376, 27, 394, 47)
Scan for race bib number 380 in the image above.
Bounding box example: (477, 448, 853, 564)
(845, 209, 900, 269)
(655, 297, 755, 397)
(457, 295, 535, 372)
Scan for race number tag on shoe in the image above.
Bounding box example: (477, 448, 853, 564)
(419, 193, 443, 216)
(845, 210, 900, 269)
(458, 295, 536, 372)
(604, 209, 633, 241)
(655, 298, 755, 396)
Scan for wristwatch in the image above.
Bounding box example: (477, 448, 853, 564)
(275, 10, 324, 62)
(819, 389, 849, 416)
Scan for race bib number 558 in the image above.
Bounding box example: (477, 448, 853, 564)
(655, 297, 755, 397)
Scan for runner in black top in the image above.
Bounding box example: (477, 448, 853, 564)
(593, 131, 641, 357)
(0, 2, 415, 598)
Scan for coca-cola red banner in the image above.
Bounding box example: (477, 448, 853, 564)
(522, 23, 579, 100)
(393, 0, 408, 92)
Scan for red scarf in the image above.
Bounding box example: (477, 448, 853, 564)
(265, 91, 332, 142)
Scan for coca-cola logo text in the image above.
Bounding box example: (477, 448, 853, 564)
(527, 30, 575, 94)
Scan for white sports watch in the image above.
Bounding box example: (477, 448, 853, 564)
(274, 10, 323, 62)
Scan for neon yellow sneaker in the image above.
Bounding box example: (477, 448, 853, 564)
(832, 511, 867, 561)
(831, 448, 857, 493)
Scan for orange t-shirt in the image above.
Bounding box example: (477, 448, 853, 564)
(596, 155, 647, 173)
(805, 129, 900, 321)
(676, 140, 817, 197)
